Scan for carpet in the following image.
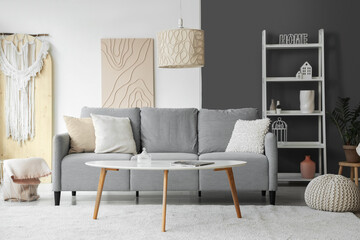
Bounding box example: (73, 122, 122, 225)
(0, 204, 359, 240)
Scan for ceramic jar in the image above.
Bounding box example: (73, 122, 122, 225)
(300, 155, 315, 179)
(300, 90, 315, 113)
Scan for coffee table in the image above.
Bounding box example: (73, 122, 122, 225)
(86, 160, 246, 232)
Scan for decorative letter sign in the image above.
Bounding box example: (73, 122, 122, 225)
(279, 33, 308, 44)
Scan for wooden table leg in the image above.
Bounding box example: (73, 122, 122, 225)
(355, 167, 358, 187)
(93, 168, 107, 220)
(162, 170, 169, 232)
(215, 168, 242, 218)
(338, 166, 343, 175)
(225, 168, 242, 218)
(350, 167, 354, 182)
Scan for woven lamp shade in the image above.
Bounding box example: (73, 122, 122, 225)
(157, 28, 204, 68)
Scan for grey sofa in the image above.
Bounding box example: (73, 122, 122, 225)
(53, 107, 278, 205)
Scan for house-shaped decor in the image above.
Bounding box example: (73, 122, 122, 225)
(300, 61, 312, 80)
(296, 71, 302, 79)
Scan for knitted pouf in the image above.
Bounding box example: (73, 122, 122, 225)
(305, 174, 360, 212)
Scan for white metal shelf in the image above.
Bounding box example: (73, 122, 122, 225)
(262, 29, 327, 180)
(266, 43, 322, 49)
(277, 141, 325, 149)
(265, 77, 323, 82)
(267, 110, 324, 116)
(278, 173, 320, 182)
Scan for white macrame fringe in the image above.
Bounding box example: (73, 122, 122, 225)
(0, 36, 49, 143)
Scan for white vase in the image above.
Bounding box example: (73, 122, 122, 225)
(300, 90, 315, 113)
(356, 143, 360, 156)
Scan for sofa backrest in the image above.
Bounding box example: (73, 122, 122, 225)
(140, 108, 198, 153)
(80, 107, 141, 153)
(198, 108, 258, 154)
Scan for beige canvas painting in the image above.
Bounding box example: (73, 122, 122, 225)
(101, 38, 154, 108)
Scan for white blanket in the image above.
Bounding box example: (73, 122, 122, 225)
(2, 158, 51, 201)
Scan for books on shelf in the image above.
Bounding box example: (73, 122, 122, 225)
(171, 160, 214, 167)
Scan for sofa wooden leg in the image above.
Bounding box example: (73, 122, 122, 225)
(198, 191, 201, 197)
(72, 191, 76, 196)
(54, 191, 61, 206)
(261, 190, 266, 197)
(269, 191, 276, 205)
(136, 191, 139, 197)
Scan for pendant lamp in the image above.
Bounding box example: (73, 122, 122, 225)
(157, 0, 204, 68)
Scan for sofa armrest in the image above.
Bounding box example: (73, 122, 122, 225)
(264, 132, 278, 191)
(52, 133, 70, 191)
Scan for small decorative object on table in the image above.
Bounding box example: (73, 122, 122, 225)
(300, 90, 315, 113)
(328, 97, 360, 163)
(279, 33, 308, 44)
(171, 160, 214, 167)
(269, 99, 276, 113)
(276, 100, 282, 114)
(300, 62, 312, 79)
(272, 117, 287, 142)
(357, 143, 360, 156)
(300, 155, 315, 179)
(137, 148, 152, 166)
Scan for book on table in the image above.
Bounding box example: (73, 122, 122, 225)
(171, 160, 214, 167)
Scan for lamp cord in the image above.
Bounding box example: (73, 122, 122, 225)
(178, 0, 184, 28)
(179, 0, 182, 19)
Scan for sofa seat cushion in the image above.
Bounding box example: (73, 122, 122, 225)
(198, 108, 258, 154)
(140, 108, 198, 153)
(199, 152, 269, 191)
(80, 107, 141, 153)
(131, 152, 198, 160)
(61, 153, 132, 191)
(130, 153, 198, 191)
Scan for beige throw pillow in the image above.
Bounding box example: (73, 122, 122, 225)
(63, 116, 96, 153)
(91, 114, 137, 154)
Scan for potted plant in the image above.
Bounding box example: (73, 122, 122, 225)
(328, 97, 360, 162)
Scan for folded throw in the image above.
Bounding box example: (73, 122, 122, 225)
(3, 157, 51, 180)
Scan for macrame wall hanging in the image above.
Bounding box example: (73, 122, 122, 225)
(0, 34, 49, 143)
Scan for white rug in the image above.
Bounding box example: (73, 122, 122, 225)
(0, 204, 359, 240)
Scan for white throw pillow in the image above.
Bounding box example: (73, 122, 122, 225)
(226, 118, 270, 154)
(91, 114, 137, 154)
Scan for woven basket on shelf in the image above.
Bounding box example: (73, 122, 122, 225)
(305, 174, 360, 212)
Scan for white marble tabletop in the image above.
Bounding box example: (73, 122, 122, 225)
(85, 160, 246, 171)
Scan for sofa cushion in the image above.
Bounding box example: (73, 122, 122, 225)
(199, 152, 268, 191)
(61, 153, 132, 191)
(63, 116, 95, 153)
(226, 118, 270, 154)
(131, 152, 198, 160)
(140, 108, 198, 153)
(91, 114, 137, 154)
(81, 107, 141, 153)
(130, 152, 198, 191)
(198, 108, 258, 154)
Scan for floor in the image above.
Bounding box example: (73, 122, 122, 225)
(23, 182, 308, 207)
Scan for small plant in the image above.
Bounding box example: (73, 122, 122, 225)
(328, 97, 360, 145)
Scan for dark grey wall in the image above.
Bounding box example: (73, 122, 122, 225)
(202, 0, 360, 174)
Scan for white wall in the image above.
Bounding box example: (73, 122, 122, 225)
(0, 0, 201, 133)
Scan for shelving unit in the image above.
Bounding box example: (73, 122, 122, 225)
(262, 29, 327, 182)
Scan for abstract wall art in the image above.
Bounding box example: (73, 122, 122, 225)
(101, 38, 154, 108)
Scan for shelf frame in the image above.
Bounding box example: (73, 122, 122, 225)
(262, 29, 327, 181)
(278, 173, 321, 182)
